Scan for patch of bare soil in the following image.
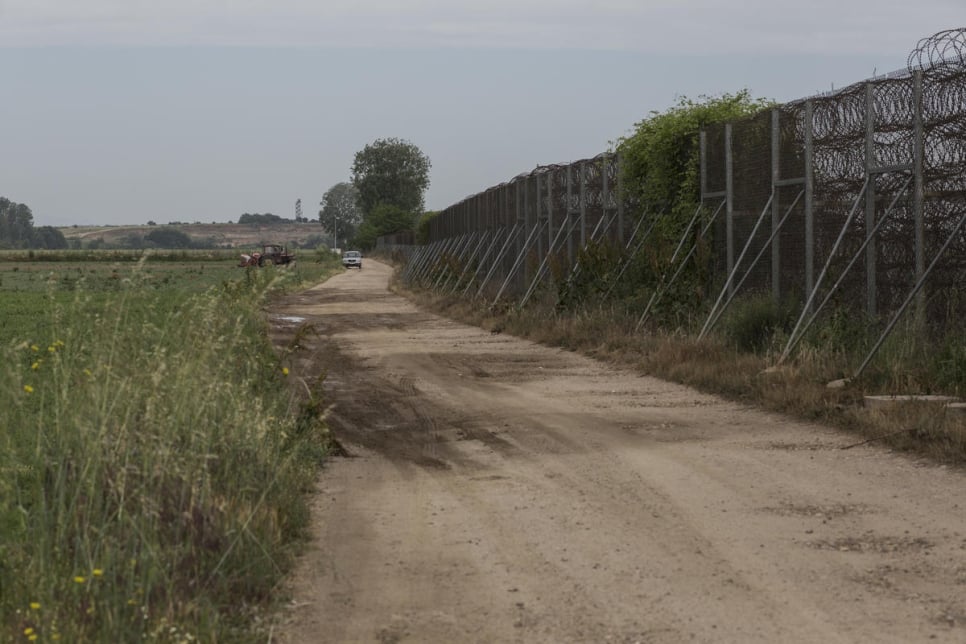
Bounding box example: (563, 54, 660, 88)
(270, 260, 966, 643)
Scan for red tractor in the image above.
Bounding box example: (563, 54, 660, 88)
(239, 244, 295, 267)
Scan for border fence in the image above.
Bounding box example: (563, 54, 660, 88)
(399, 29, 966, 377)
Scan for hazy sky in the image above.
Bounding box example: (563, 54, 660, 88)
(1, 1, 962, 226)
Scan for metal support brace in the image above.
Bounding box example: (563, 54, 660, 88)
(700, 191, 804, 338)
(493, 220, 548, 306)
(851, 208, 966, 381)
(603, 211, 658, 299)
(912, 70, 926, 322)
(777, 177, 912, 363)
(407, 240, 442, 283)
(698, 193, 776, 339)
(771, 109, 782, 302)
(780, 178, 870, 362)
(462, 228, 508, 297)
(438, 233, 481, 292)
(519, 213, 582, 308)
(434, 234, 472, 288)
(416, 237, 459, 284)
(404, 241, 438, 282)
(476, 225, 522, 299)
(865, 82, 878, 317)
(566, 166, 575, 266)
(434, 233, 475, 290)
(415, 239, 448, 282)
(579, 162, 587, 248)
(449, 230, 493, 294)
(410, 239, 441, 284)
(450, 231, 485, 278)
(725, 123, 735, 294)
(414, 237, 453, 283)
(636, 200, 725, 330)
(560, 207, 620, 290)
(402, 248, 425, 283)
(616, 153, 625, 246)
(804, 100, 815, 304)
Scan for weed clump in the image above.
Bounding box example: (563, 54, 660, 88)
(718, 295, 797, 353)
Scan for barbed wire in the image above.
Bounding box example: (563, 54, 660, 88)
(908, 27, 966, 77)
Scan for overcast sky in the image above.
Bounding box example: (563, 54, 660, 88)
(1, 1, 962, 226)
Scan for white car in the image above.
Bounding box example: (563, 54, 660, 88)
(342, 250, 363, 269)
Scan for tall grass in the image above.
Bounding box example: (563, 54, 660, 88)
(0, 263, 330, 641)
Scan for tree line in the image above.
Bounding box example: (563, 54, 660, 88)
(0, 197, 68, 249)
(238, 213, 311, 225)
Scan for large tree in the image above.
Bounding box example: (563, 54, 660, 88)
(350, 138, 431, 216)
(319, 182, 363, 244)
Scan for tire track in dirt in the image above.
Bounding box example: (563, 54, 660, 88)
(271, 260, 966, 643)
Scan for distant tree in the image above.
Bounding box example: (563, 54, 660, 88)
(118, 233, 146, 249)
(238, 213, 291, 225)
(145, 227, 192, 248)
(0, 197, 36, 248)
(320, 182, 363, 245)
(33, 226, 68, 249)
(351, 138, 431, 216)
(415, 210, 440, 245)
(297, 234, 327, 249)
(0, 197, 68, 249)
(147, 220, 157, 226)
(353, 203, 417, 250)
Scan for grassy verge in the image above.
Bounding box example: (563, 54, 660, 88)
(398, 281, 966, 465)
(0, 253, 342, 642)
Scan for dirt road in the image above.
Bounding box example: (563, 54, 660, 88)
(271, 260, 966, 643)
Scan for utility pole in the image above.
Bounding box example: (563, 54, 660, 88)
(295, 198, 302, 222)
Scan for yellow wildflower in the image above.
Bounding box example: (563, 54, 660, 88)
(23, 385, 33, 394)
(31, 362, 40, 370)
(48, 346, 56, 353)
(83, 368, 92, 377)
(30, 345, 39, 352)
(23, 627, 34, 636)
(73, 576, 85, 584)
(28, 636, 37, 642)
(282, 367, 290, 376)
(92, 568, 103, 577)
(29, 602, 40, 610)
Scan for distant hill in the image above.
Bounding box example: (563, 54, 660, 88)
(58, 222, 326, 249)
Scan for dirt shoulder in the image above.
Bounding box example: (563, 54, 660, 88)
(270, 259, 966, 643)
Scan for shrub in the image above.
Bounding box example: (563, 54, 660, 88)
(716, 294, 797, 353)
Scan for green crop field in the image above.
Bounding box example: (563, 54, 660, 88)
(0, 249, 342, 642)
